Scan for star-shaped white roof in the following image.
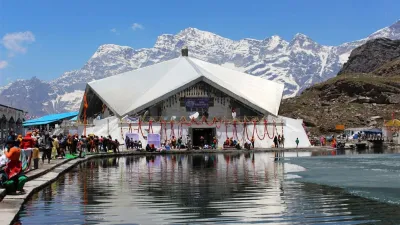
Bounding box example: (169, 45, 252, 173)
(87, 56, 284, 117)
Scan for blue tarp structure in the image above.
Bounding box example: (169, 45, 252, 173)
(23, 112, 78, 127)
(69, 116, 78, 121)
(363, 128, 382, 134)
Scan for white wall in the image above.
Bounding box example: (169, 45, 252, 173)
(80, 115, 311, 149)
(279, 116, 311, 148)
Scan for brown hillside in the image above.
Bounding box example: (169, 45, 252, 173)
(279, 74, 400, 134)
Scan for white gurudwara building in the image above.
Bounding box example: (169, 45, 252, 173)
(77, 49, 311, 148)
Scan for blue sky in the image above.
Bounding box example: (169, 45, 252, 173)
(0, 0, 399, 86)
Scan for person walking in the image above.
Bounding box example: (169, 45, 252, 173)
(32, 142, 40, 169)
(51, 135, 59, 159)
(281, 135, 285, 148)
(41, 133, 53, 164)
(295, 137, 299, 148)
(273, 136, 278, 148)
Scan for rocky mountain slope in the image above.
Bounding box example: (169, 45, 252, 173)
(1, 20, 400, 116)
(279, 38, 400, 134)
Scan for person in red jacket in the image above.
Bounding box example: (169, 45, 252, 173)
(1, 140, 27, 194)
(20, 132, 35, 149)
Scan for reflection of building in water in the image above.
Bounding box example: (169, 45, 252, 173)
(87, 153, 288, 222)
(20, 155, 400, 224)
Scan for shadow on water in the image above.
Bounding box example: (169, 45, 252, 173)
(13, 152, 400, 225)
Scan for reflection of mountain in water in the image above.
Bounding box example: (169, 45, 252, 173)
(17, 152, 400, 225)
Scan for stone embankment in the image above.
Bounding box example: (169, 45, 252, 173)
(0, 147, 331, 225)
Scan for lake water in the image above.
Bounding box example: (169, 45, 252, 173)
(15, 150, 400, 225)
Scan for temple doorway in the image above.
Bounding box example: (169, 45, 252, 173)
(192, 128, 215, 148)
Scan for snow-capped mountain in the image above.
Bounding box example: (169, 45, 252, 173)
(1, 20, 400, 116)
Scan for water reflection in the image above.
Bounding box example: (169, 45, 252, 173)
(335, 147, 400, 155)
(15, 152, 400, 225)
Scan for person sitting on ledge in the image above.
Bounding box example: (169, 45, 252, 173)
(229, 137, 235, 147)
(223, 138, 229, 146)
(232, 139, 237, 147)
(171, 136, 177, 149)
(235, 141, 241, 150)
(165, 143, 171, 151)
(146, 144, 151, 152)
(244, 139, 251, 150)
(1, 140, 28, 194)
(137, 140, 142, 149)
(212, 137, 217, 149)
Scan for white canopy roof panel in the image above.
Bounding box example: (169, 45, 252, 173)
(87, 56, 284, 117)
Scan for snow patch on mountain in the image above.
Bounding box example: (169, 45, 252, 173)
(1, 20, 400, 116)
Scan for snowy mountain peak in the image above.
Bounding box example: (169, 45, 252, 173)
(92, 44, 133, 58)
(368, 20, 400, 40)
(262, 35, 288, 51)
(154, 34, 175, 49)
(289, 33, 319, 50)
(293, 33, 309, 39)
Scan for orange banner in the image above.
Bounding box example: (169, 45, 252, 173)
(335, 124, 345, 130)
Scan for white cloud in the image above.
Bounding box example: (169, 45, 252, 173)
(110, 28, 120, 35)
(131, 23, 144, 31)
(2, 31, 35, 56)
(0, 60, 7, 69)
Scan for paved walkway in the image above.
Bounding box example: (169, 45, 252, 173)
(0, 158, 74, 225)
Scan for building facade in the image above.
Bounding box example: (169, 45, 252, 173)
(0, 104, 25, 143)
(79, 52, 311, 148)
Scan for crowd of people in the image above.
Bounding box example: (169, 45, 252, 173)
(125, 138, 143, 150)
(60, 134, 121, 155)
(273, 134, 286, 148)
(3, 130, 123, 163)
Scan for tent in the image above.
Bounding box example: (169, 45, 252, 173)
(80, 56, 284, 118)
(385, 119, 400, 127)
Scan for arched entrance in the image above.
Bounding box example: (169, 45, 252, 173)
(0, 115, 6, 143)
(16, 118, 23, 136)
(8, 117, 15, 135)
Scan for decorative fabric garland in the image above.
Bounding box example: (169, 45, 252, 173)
(170, 121, 175, 138)
(232, 121, 239, 141)
(119, 118, 125, 141)
(178, 123, 183, 137)
(138, 119, 145, 138)
(265, 120, 275, 139)
(162, 121, 168, 141)
(255, 121, 266, 140)
(148, 120, 154, 134)
(225, 121, 229, 139)
(128, 123, 133, 133)
(121, 116, 284, 142)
